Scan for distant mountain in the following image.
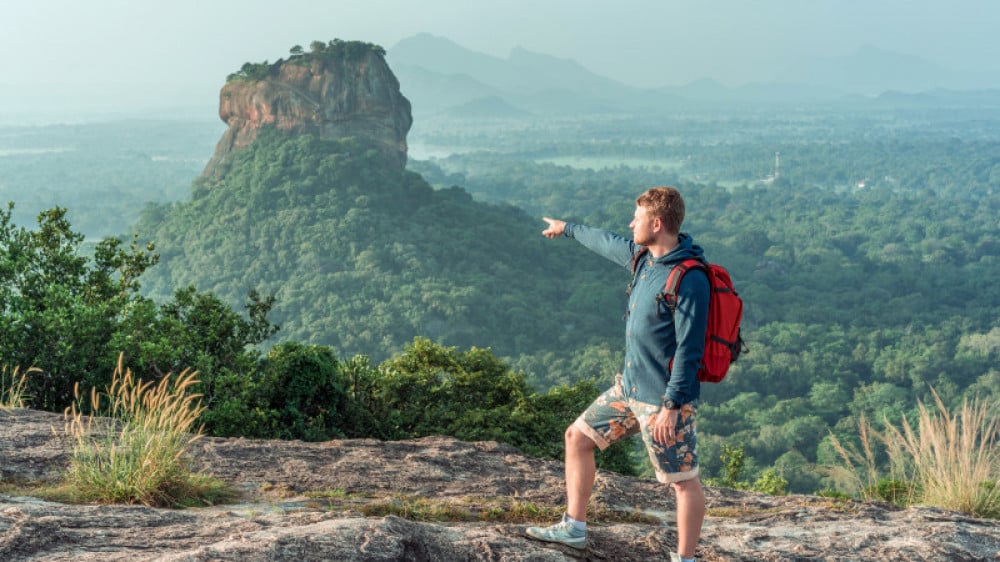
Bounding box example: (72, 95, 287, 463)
(389, 33, 634, 97)
(387, 33, 646, 116)
(783, 44, 959, 95)
(391, 64, 505, 116)
(388, 34, 997, 117)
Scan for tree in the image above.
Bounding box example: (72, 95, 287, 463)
(0, 204, 156, 409)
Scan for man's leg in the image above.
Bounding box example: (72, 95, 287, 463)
(638, 402, 703, 560)
(526, 377, 634, 549)
(565, 424, 597, 522)
(673, 477, 705, 559)
(523, 423, 597, 549)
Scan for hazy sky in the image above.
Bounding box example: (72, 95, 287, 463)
(3, 0, 999, 119)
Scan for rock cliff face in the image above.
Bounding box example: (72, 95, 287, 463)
(202, 47, 412, 179)
(2, 409, 999, 561)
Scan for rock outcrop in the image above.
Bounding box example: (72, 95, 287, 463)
(202, 43, 412, 179)
(1, 408, 998, 561)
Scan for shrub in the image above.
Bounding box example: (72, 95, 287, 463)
(864, 478, 916, 506)
(257, 342, 351, 441)
(703, 443, 788, 495)
(752, 468, 789, 496)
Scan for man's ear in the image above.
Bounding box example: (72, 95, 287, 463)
(653, 216, 664, 232)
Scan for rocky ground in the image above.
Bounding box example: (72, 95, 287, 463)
(1, 408, 997, 561)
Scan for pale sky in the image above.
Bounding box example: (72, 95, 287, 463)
(3, 0, 999, 119)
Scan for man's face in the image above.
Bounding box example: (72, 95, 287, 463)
(629, 204, 657, 246)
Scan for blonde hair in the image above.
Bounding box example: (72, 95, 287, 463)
(636, 187, 685, 234)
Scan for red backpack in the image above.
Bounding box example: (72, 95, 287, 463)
(631, 248, 746, 383)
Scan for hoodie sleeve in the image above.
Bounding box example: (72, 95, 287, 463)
(665, 267, 709, 405)
(563, 222, 636, 269)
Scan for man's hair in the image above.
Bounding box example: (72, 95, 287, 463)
(636, 186, 685, 234)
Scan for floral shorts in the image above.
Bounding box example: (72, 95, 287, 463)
(573, 375, 699, 483)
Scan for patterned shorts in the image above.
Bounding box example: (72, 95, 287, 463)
(574, 375, 699, 484)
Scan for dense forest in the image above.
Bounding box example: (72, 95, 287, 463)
(1, 100, 997, 494)
(134, 129, 623, 363)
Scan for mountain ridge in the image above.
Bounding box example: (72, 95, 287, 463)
(388, 33, 996, 116)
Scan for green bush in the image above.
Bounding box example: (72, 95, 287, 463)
(258, 342, 351, 441)
(349, 338, 636, 474)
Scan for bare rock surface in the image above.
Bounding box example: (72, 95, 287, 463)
(1, 408, 997, 561)
(202, 48, 412, 179)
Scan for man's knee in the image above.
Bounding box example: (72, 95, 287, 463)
(672, 476, 703, 495)
(565, 423, 595, 451)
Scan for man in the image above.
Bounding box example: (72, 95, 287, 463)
(526, 187, 708, 562)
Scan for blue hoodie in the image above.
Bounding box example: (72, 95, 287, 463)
(563, 223, 709, 407)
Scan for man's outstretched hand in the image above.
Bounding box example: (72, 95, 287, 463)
(541, 217, 566, 238)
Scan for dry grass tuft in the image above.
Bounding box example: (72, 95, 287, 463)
(830, 389, 999, 518)
(1, 366, 34, 409)
(61, 353, 233, 507)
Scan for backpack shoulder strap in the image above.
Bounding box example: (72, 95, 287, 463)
(626, 247, 650, 299)
(662, 258, 709, 313)
(630, 246, 650, 274)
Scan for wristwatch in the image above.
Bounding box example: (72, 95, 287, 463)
(663, 399, 680, 410)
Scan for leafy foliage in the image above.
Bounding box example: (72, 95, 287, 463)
(0, 202, 277, 413)
(373, 338, 636, 473)
(0, 202, 628, 471)
(254, 342, 352, 441)
(227, 39, 386, 83)
(703, 443, 788, 495)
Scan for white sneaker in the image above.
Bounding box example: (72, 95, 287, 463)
(525, 518, 587, 549)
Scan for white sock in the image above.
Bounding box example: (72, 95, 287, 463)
(563, 513, 587, 531)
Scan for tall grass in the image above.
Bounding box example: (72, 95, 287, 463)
(830, 390, 1000, 518)
(62, 354, 230, 507)
(0, 366, 32, 409)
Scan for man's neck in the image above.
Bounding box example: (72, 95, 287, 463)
(645, 234, 679, 258)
